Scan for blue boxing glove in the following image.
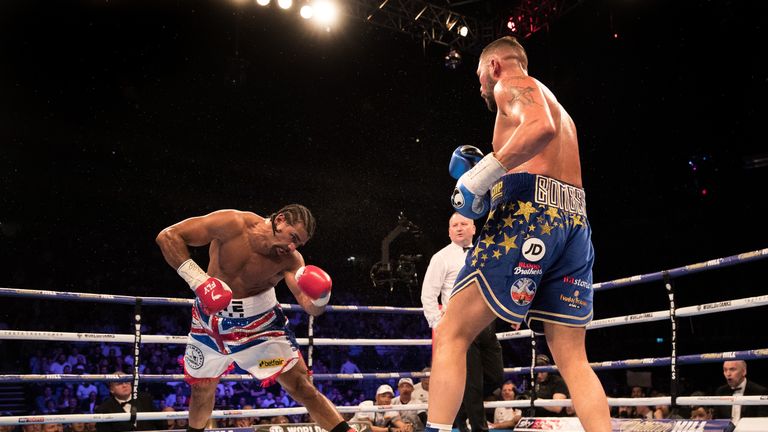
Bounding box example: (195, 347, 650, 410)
(451, 153, 508, 220)
(449, 145, 485, 180)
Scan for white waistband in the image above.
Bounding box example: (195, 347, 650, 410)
(216, 288, 278, 318)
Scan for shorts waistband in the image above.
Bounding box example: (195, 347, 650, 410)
(213, 288, 278, 318)
(491, 173, 587, 216)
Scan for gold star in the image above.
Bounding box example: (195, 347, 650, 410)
(472, 247, 480, 257)
(472, 258, 478, 267)
(502, 215, 515, 228)
(479, 262, 486, 268)
(545, 206, 560, 221)
(528, 225, 536, 232)
(536, 216, 545, 224)
(481, 253, 488, 261)
(514, 201, 537, 222)
(480, 234, 495, 249)
(499, 233, 518, 254)
(540, 222, 553, 235)
(572, 215, 584, 227)
(492, 250, 502, 260)
(487, 207, 496, 221)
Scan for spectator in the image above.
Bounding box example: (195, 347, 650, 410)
(94, 373, 164, 432)
(392, 378, 425, 432)
(233, 405, 259, 428)
(353, 385, 413, 432)
(160, 407, 177, 430)
(690, 406, 713, 420)
(271, 416, 290, 425)
(714, 360, 768, 422)
(526, 354, 568, 417)
(164, 386, 187, 411)
(35, 387, 55, 413)
(411, 368, 429, 406)
(80, 392, 99, 414)
(489, 381, 521, 429)
(76, 382, 98, 401)
(260, 392, 276, 408)
(49, 354, 70, 374)
(340, 357, 361, 375)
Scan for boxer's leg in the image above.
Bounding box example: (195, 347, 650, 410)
(277, 358, 351, 431)
(544, 322, 610, 432)
(188, 378, 219, 430)
(426, 282, 496, 432)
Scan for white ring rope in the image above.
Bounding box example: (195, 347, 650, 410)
(4, 347, 766, 383)
(4, 294, 765, 346)
(4, 396, 768, 426)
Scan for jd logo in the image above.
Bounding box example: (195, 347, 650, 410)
(521, 238, 545, 262)
(451, 188, 465, 209)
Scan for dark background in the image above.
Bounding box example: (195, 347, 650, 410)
(1, 0, 767, 395)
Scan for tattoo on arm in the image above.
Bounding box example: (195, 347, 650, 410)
(507, 86, 539, 108)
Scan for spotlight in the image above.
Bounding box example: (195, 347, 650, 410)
(444, 49, 462, 70)
(507, 18, 516, 32)
(314, 0, 338, 25)
(458, 25, 468, 37)
(256, 0, 270, 5)
(300, 4, 314, 19)
(277, 0, 292, 9)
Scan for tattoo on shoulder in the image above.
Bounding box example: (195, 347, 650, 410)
(507, 86, 539, 107)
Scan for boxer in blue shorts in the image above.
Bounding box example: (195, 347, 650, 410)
(427, 36, 611, 432)
(452, 173, 594, 333)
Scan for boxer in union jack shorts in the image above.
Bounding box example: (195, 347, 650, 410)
(157, 204, 351, 432)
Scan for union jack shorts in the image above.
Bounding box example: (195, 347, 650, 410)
(182, 296, 301, 386)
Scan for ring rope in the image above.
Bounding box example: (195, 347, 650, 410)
(2, 348, 766, 383)
(1, 248, 764, 309)
(0, 295, 768, 346)
(6, 294, 764, 346)
(592, 247, 768, 290)
(3, 396, 767, 426)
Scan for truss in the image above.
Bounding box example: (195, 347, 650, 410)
(344, 0, 481, 52)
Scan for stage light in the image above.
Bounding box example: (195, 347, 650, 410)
(314, 0, 338, 26)
(507, 18, 516, 32)
(277, 0, 292, 9)
(256, 0, 270, 5)
(300, 4, 314, 19)
(458, 25, 468, 37)
(445, 49, 461, 69)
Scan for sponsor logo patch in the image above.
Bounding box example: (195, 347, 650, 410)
(259, 358, 285, 368)
(510, 278, 537, 306)
(184, 345, 204, 370)
(491, 181, 504, 201)
(451, 188, 465, 209)
(521, 238, 545, 262)
(562, 276, 591, 289)
(560, 290, 587, 309)
(514, 262, 542, 275)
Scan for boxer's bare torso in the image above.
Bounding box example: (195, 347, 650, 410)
(489, 75, 583, 188)
(158, 210, 307, 299)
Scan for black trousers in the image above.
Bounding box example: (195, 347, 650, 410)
(454, 321, 503, 432)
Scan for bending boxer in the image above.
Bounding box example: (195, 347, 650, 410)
(427, 36, 610, 432)
(156, 204, 351, 432)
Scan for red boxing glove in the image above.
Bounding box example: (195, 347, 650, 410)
(296, 265, 332, 306)
(194, 277, 233, 315)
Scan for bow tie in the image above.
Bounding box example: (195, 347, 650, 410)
(119, 399, 133, 407)
(731, 386, 744, 393)
(463, 247, 471, 252)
